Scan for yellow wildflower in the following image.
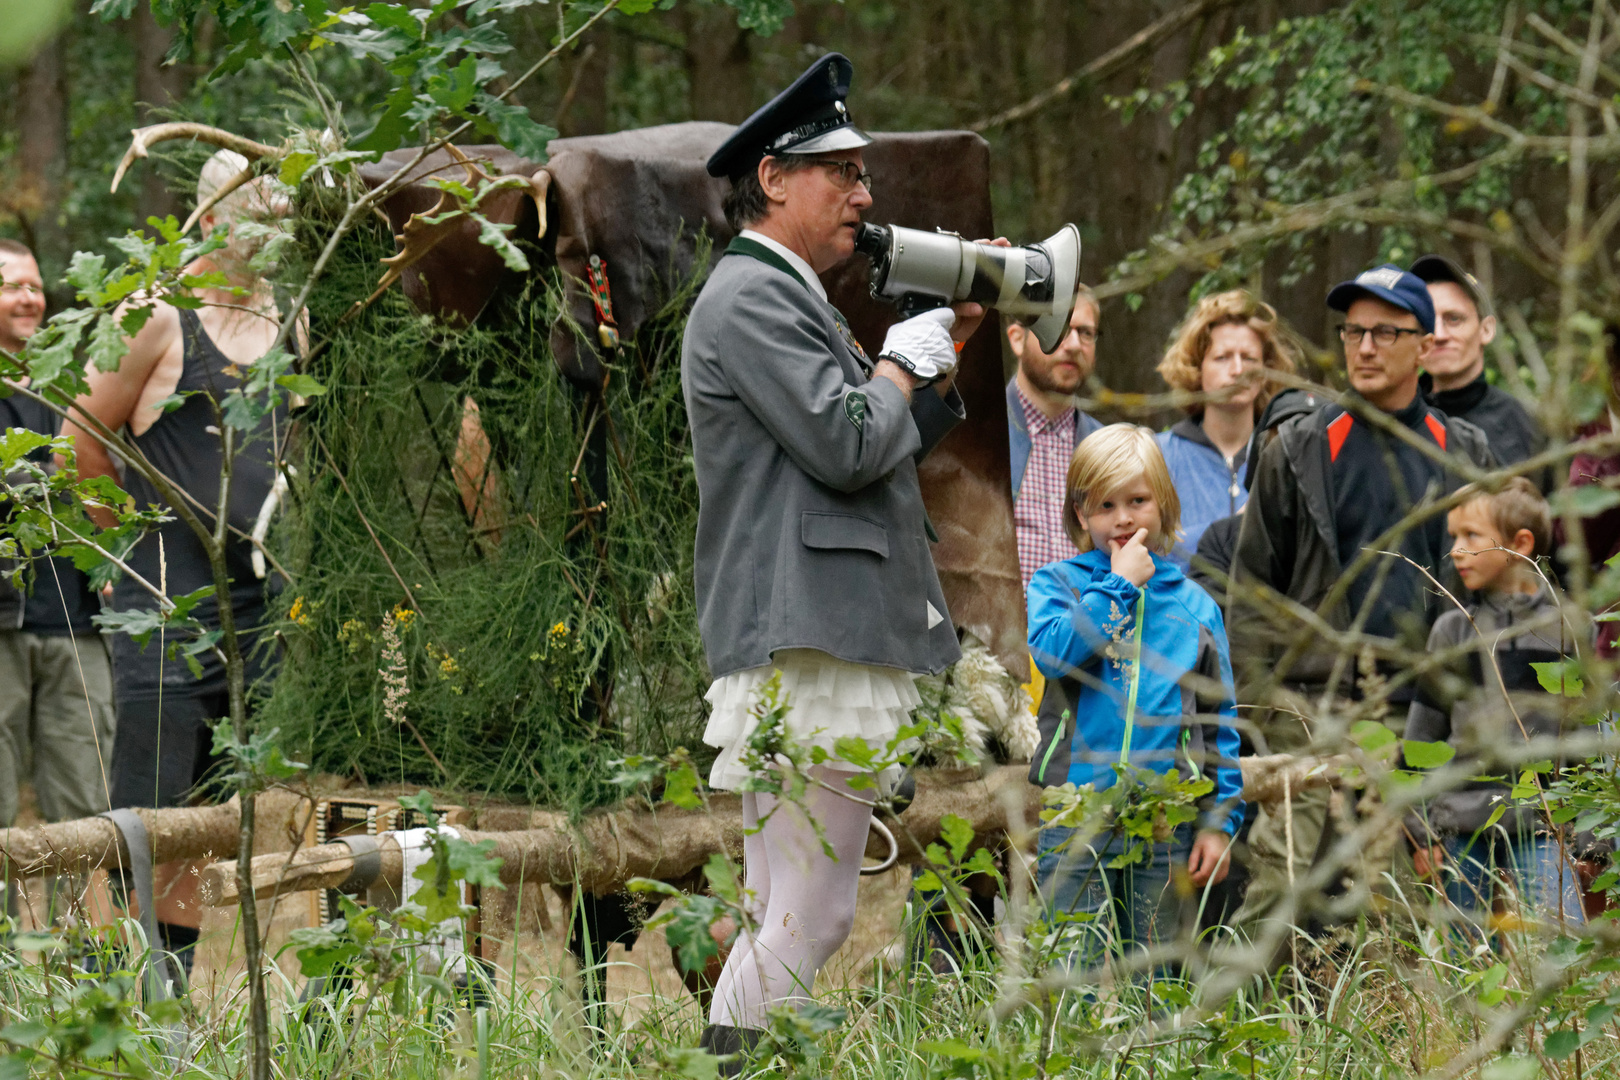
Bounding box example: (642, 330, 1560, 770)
(393, 605, 417, 632)
(338, 617, 370, 652)
(288, 596, 310, 627)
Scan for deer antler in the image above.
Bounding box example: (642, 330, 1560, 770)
(110, 123, 280, 194)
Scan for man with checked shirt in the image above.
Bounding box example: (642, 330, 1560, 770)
(1007, 285, 1104, 591)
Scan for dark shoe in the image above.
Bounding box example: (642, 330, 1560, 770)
(157, 922, 199, 979)
(698, 1024, 763, 1077)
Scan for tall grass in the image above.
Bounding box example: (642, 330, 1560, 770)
(4, 880, 1610, 1079)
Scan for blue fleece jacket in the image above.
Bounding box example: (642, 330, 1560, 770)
(1027, 548, 1245, 834)
(1155, 420, 1249, 572)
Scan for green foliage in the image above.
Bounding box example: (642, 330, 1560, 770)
(209, 719, 307, 794)
(1038, 764, 1215, 872)
(1106, 0, 1590, 301)
(1530, 658, 1586, 697)
(0, 920, 188, 1078)
(1402, 738, 1457, 768)
(260, 218, 712, 810)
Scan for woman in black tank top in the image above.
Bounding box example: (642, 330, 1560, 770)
(110, 307, 286, 703)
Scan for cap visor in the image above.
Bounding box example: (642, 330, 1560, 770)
(1410, 254, 1490, 315)
(780, 125, 872, 156)
(1326, 282, 1433, 331)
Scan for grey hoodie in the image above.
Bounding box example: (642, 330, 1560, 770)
(1403, 582, 1594, 844)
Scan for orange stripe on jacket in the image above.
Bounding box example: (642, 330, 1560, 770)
(1424, 413, 1447, 450)
(1327, 412, 1354, 462)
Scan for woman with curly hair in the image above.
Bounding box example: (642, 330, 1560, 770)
(1154, 290, 1301, 570)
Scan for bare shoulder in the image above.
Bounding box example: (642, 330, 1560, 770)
(111, 295, 183, 382)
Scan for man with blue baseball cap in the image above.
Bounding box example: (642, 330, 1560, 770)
(1224, 263, 1494, 941)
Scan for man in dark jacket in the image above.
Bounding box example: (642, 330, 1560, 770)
(1410, 254, 1550, 489)
(1227, 265, 1495, 936)
(1188, 389, 1326, 605)
(0, 239, 115, 834)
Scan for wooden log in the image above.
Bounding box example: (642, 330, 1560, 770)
(203, 765, 1043, 905)
(204, 758, 1354, 906)
(1, 754, 1347, 895)
(0, 790, 311, 877)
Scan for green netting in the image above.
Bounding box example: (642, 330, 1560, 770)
(258, 217, 711, 814)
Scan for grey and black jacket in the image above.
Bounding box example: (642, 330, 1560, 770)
(1403, 584, 1602, 849)
(1227, 399, 1494, 718)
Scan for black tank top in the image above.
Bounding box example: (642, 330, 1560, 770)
(112, 308, 286, 699)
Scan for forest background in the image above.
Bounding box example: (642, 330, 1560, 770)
(4, 3, 1620, 1079)
(0, 0, 1390, 398)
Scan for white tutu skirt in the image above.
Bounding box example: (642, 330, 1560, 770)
(703, 649, 922, 791)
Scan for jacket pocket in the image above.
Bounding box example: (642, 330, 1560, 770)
(1029, 678, 1075, 787)
(801, 511, 889, 559)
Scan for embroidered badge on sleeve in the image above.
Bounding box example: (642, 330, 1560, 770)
(844, 389, 867, 431)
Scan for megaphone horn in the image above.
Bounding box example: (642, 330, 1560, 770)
(853, 222, 1083, 352)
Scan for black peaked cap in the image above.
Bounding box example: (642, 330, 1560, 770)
(706, 52, 872, 180)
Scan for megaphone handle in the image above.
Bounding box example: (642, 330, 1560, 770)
(896, 292, 951, 319)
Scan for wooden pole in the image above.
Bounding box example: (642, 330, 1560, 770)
(0, 756, 1353, 898)
(202, 765, 1041, 905)
(0, 790, 310, 877)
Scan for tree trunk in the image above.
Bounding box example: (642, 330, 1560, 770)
(133, 4, 185, 228)
(679, 4, 756, 123)
(15, 29, 68, 295)
(196, 756, 1348, 906)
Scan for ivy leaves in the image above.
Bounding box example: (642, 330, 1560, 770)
(113, 0, 800, 173)
(1109, 1, 1530, 297)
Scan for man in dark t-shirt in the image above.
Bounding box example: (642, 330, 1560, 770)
(1410, 254, 1550, 489)
(0, 239, 115, 830)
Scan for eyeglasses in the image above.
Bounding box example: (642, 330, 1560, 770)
(1339, 323, 1424, 347)
(811, 159, 874, 193)
(0, 282, 43, 298)
(1070, 327, 1100, 345)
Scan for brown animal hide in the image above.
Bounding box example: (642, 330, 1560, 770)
(358, 145, 547, 326)
(358, 124, 1024, 674)
(539, 122, 735, 391)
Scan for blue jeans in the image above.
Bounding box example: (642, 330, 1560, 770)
(1036, 825, 1193, 973)
(1442, 828, 1586, 929)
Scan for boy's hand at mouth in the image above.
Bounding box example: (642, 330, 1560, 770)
(1108, 527, 1156, 587)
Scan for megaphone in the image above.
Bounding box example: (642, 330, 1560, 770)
(854, 222, 1082, 352)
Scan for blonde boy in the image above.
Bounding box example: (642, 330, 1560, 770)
(1026, 424, 1245, 963)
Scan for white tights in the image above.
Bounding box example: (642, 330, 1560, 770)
(708, 766, 873, 1029)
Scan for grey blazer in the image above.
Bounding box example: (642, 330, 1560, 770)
(682, 242, 965, 679)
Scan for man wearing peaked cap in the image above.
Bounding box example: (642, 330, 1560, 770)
(1223, 262, 1494, 942)
(706, 52, 872, 179)
(682, 53, 990, 1065)
(1409, 254, 1549, 486)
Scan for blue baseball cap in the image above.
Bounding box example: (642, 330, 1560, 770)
(1326, 263, 1436, 333)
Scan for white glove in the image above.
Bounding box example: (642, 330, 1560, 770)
(879, 307, 958, 384)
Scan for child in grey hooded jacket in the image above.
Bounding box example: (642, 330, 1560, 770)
(1404, 477, 1597, 929)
